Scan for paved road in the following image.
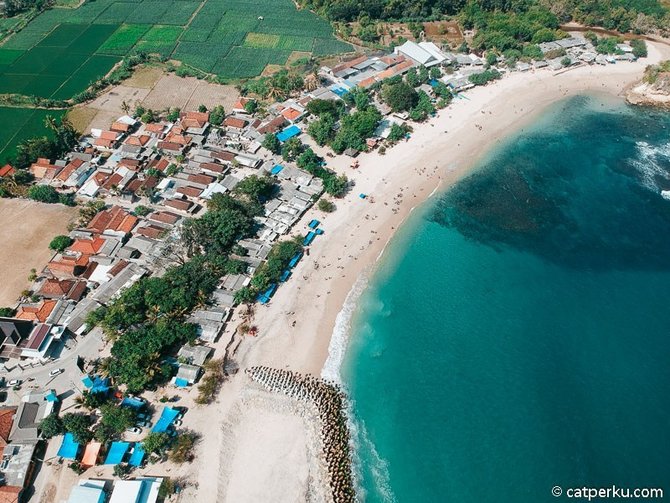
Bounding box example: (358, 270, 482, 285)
(2, 329, 105, 404)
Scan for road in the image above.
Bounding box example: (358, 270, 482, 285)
(2, 328, 105, 405)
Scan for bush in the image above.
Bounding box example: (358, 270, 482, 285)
(631, 39, 647, 58)
(318, 199, 336, 212)
(49, 235, 73, 252)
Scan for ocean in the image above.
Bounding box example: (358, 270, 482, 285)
(337, 95, 670, 502)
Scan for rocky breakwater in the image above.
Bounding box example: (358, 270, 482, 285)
(246, 366, 356, 503)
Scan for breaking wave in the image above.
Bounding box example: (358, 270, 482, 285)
(631, 141, 670, 192)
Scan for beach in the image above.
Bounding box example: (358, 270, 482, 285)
(190, 40, 670, 502)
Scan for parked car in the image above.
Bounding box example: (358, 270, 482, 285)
(136, 420, 152, 428)
(49, 368, 64, 377)
(8, 379, 21, 386)
(173, 419, 183, 427)
(126, 427, 142, 435)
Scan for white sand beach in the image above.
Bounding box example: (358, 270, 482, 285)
(186, 41, 669, 502)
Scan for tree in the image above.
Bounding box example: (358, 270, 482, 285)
(198, 104, 208, 113)
(630, 39, 647, 58)
(167, 107, 181, 122)
(134, 205, 152, 216)
(322, 173, 348, 197)
(382, 82, 419, 112)
(61, 413, 93, 444)
(234, 286, 256, 305)
(0, 307, 15, 317)
(409, 90, 435, 122)
(306, 99, 343, 118)
(307, 114, 336, 146)
(27, 185, 59, 204)
(235, 175, 275, 201)
(561, 56, 572, 67)
(387, 123, 410, 143)
(281, 137, 304, 162)
(143, 432, 172, 454)
(100, 404, 137, 434)
(243, 100, 258, 114)
(262, 133, 281, 154)
(13, 170, 34, 185)
(209, 105, 225, 126)
(39, 413, 64, 439)
(49, 235, 73, 252)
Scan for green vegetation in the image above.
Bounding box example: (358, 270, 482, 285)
(27, 184, 74, 205)
(250, 237, 303, 292)
(643, 60, 670, 84)
(195, 358, 224, 404)
(62, 412, 93, 444)
(49, 234, 72, 252)
(468, 68, 501, 86)
(0, 108, 65, 164)
(143, 431, 171, 454)
(317, 198, 336, 212)
(39, 412, 64, 438)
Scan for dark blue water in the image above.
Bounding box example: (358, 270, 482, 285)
(342, 95, 670, 502)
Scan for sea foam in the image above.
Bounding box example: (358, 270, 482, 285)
(632, 141, 670, 192)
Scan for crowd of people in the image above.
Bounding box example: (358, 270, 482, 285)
(246, 366, 355, 503)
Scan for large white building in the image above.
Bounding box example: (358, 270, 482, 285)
(393, 41, 447, 67)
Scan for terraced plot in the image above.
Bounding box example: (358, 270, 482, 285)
(0, 107, 65, 163)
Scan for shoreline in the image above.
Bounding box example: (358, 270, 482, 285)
(193, 41, 670, 502)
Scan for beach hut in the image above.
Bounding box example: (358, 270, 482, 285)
(57, 433, 80, 460)
(151, 407, 180, 433)
(308, 219, 320, 229)
(288, 252, 302, 269)
(128, 443, 146, 467)
(81, 442, 102, 468)
(303, 231, 316, 246)
(104, 441, 130, 465)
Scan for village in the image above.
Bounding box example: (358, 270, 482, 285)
(0, 33, 645, 503)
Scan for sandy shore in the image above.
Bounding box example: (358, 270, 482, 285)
(191, 41, 669, 502)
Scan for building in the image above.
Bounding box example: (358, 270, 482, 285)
(393, 41, 446, 67)
(66, 479, 106, 503)
(109, 477, 162, 503)
(0, 442, 37, 501)
(8, 390, 56, 444)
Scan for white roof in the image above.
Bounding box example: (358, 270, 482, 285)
(395, 41, 434, 65)
(418, 42, 447, 64)
(110, 480, 143, 503)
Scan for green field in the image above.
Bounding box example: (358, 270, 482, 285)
(0, 0, 351, 163)
(0, 107, 65, 163)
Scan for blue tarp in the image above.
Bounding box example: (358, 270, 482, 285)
(152, 406, 180, 433)
(315, 228, 324, 235)
(271, 164, 284, 175)
(257, 284, 277, 304)
(82, 375, 110, 394)
(174, 377, 189, 388)
(45, 390, 58, 402)
(57, 433, 79, 459)
(303, 231, 316, 246)
(288, 252, 302, 269)
(121, 397, 145, 409)
(359, 193, 367, 199)
(279, 270, 291, 282)
(331, 87, 348, 97)
(128, 444, 145, 467)
(276, 125, 301, 142)
(308, 219, 320, 229)
(104, 441, 130, 465)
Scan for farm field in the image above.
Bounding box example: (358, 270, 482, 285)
(0, 0, 351, 163)
(0, 107, 65, 163)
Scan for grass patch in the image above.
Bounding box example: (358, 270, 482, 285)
(97, 24, 150, 55)
(66, 106, 99, 132)
(0, 49, 24, 66)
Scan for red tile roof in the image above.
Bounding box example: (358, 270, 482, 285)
(224, 117, 247, 129)
(187, 173, 215, 185)
(149, 211, 180, 225)
(164, 198, 193, 211)
(176, 186, 204, 198)
(210, 151, 235, 162)
(0, 485, 21, 503)
(331, 55, 368, 74)
(144, 123, 166, 135)
(257, 116, 286, 134)
(68, 237, 106, 255)
(125, 134, 151, 146)
(37, 278, 75, 298)
(87, 206, 138, 235)
(136, 224, 167, 239)
(0, 407, 17, 447)
(100, 131, 120, 141)
(200, 162, 226, 174)
(0, 164, 15, 177)
(15, 300, 57, 323)
(111, 121, 131, 133)
(157, 141, 183, 152)
(281, 107, 302, 121)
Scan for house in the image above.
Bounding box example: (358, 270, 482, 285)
(0, 442, 37, 502)
(36, 279, 87, 301)
(8, 390, 56, 443)
(29, 158, 60, 181)
(0, 319, 33, 361)
(0, 164, 15, 178)
(223, 117, 248, 131)
(66, 479, 106, 503)
(0, 408, 17, 448)
(393, 41, 446, 67)
(14, 300, 58, 324)
(232, 97, 254, 114)
(108, 477, 162, 503)
(45, 254, 90, 278)
(177, 344, 212, 366)
(174, 364, 200, 386)
(86, 206, 138, 237)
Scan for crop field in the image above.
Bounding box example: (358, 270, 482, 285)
(0, 107, 65, 163)
(0, 0, 351, 161)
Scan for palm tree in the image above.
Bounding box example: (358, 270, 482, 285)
(304, 72, 319, 92)
(121, 100, 130, 114)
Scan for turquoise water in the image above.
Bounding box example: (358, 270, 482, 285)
(342, 95, 670, 502)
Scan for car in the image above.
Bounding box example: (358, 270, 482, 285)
(8, 379, 21, 387)
(137, 413, 150, 420)
(173, 419, 182, 427)
(136, 420, 152, 428)
(126, 427, 142, 434)
(49, 368, 64, 377)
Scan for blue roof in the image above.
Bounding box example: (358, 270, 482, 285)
(271, 164, 284, 175)
(288, 252, 302, 269)
(104, 441, 130, 465)
(45, 390, 58, 402)
(58, 433, 80, 459)
(128, 443, 145, 467)
(257, 284, 277, 304)
(81, 376, 94, 388)
(82, 375, 110, 394)
(276, 125, 301, 142)
(308, 219, 320, 229)
(121, 396, 145, 409)
(152, 406, 180, 433)
(174, 377, 189, 388)
(303, 231, 316, 246)
(279, 270, 291, 282)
